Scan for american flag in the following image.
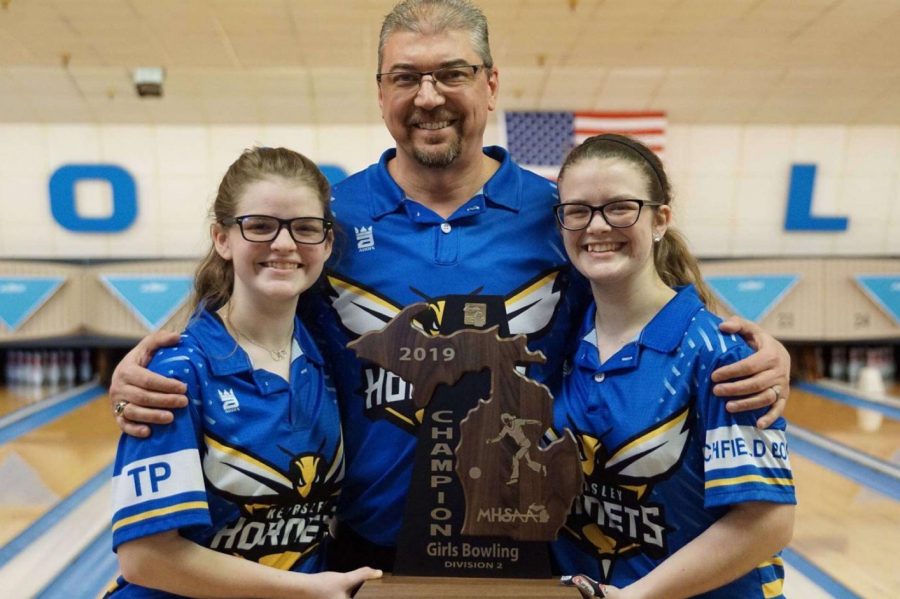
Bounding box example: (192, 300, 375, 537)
(500, 111, 666, 179)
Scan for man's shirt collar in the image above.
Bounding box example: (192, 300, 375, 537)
(368, 146, 522, 219)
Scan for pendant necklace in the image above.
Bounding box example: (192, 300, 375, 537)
(225, 312, 291, 361)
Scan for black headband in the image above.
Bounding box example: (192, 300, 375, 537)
(586, 134, 666, 199)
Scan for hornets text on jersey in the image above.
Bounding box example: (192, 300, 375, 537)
(106, 309, 343, 597)
(549, 285, 796, 598)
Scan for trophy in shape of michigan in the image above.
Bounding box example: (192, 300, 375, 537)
(348, 302, 582, 543)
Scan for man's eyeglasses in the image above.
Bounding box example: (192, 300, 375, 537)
(220, 215, 333, 245)
(553, 200, 663, 231)
(376, 64, 484, 92)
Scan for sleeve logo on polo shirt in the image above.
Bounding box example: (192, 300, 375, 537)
(323, 270, 566, 432)
(704, 425, 791, 472)
(113, 449, 206, 510)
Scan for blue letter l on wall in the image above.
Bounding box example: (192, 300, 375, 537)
(784, 163, 848, 232)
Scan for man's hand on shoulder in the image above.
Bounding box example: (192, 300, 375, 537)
(712, 316, 790, 429)
(110, 330, 187, 438)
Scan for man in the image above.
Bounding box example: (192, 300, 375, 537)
(110, 0, 790, 573)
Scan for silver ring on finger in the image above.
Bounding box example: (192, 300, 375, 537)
(771, 385, 781, 402)
(113, 400, 129, 417)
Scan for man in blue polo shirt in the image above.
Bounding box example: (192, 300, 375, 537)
(109, 0, 792, 573)
(312, 144, 589, 570)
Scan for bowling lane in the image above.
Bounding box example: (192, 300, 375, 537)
(0, 391, 119, 547)
(785, 386, 899, 461)
(0, 385, 60, 418)
(1, 349, 88, 418)
(789, 453, 900, 598)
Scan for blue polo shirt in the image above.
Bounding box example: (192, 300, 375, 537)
(303, 146, 590, 546)
(107, 309, 343, 597)
(551, 285, 795, 598)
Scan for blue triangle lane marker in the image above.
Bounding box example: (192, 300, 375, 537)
(854, 275, 900, 325)
(0, 277, 66, 331)
(100, 275, 193, 331)
(705, 275, 800, 322)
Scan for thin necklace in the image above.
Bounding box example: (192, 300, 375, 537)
(225, 312, 292, 361)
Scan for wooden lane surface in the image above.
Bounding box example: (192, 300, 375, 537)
(0, 392, 119, 547)
(355, 575, 575, 598)
(786, 383, 899, 596)
(790, 453, 899, 598)
(785, 386, 899, 460)
(0, 385, 56, 418)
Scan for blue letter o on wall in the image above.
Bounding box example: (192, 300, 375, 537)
(49, 164, 138, 232)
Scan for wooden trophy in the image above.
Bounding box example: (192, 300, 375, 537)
(348, 303, 583, 578)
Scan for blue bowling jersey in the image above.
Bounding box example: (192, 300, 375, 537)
(551, 285, 796, 598)
(304, 146, 590, 547)
(107, 309, 343, 597)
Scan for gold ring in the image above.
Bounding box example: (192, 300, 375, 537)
(113, 400, 129, 417)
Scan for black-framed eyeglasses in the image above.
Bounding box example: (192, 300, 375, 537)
(376, 64, 484, 92)
(553, 200, 663, 231)
(220, 215, 333, 245)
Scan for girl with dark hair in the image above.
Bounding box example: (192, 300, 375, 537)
(551, 135, 796, 599)
(106, 147, 380, 598)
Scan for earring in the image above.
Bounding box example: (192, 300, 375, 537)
(653, 234, 662, 243)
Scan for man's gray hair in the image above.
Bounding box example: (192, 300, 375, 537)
(378, 0, 494, 71)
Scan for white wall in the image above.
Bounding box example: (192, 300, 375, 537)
(0, 120, 897, 259)
(660, 125, 900, 258)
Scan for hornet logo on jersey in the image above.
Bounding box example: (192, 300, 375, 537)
(562, 406, 691, 582)
(201, 431, 345, 568)
(324, 269, 566, 431)
(202, 431, 344, 507)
